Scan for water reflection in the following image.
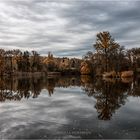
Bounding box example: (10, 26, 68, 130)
(0, 76, 140, 139)
(0, 75, 140, 121)
(82, 76, 130, 120)
(0, 76, 81, 101)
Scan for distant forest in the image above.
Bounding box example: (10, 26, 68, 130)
(0, 31, 140, 77)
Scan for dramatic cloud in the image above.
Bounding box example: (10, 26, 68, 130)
(0, 0, 140, 57)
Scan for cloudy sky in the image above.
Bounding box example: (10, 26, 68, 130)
(0, 0, 140, 57)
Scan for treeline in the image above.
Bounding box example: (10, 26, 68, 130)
(83, 31, 140, 76)
(0, 49, 43, 75)
(0, 49, 81, 76)
(0, 31, 140, 76)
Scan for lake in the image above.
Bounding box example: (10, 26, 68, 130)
(0, 76, 140, 139)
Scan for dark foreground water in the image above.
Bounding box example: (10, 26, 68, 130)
(0, 76, 140, 139)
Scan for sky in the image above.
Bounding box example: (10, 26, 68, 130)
(0, 0, 140, 58)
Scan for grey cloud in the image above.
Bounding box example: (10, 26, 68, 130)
(0, 0, 140, 57)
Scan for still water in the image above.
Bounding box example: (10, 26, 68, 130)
(0, 76, 140, 139)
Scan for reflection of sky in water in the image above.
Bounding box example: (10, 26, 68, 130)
(0, 87, 140, 139)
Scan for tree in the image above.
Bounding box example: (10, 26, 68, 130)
(83, 51, 93, 60)
(22, 51, 30, 72)
(4, 50, 14, 74)
(0, 49, 5, 74)
(17, 51, 30, 72)
(17, 52, 23, 72)
(93, 31, 120, 72)
(31, 51, 41, 72)
(127, 48, 140, 72)
(45, 52, 57, 72)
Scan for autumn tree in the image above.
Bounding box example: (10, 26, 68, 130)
(45, 52, 57, 72)
(127, 48, 140, 72)
(4, 50, 14, 74)
(23, 51, 30, 72)
(0, 49, 5, 74)
(93, 31, 120, 72)
(17, 52, 23, 72)
(31, 51, 42, 72)
(83, 51, 94, 61)
(17, 51, 30, 72)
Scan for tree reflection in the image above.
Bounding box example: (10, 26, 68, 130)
(0, 75, 140, 120)
(82, 76, 132, 120)
(95, 81, 128, 120)
(46, 78, 56, 96)
(0, 77, 42, 101)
